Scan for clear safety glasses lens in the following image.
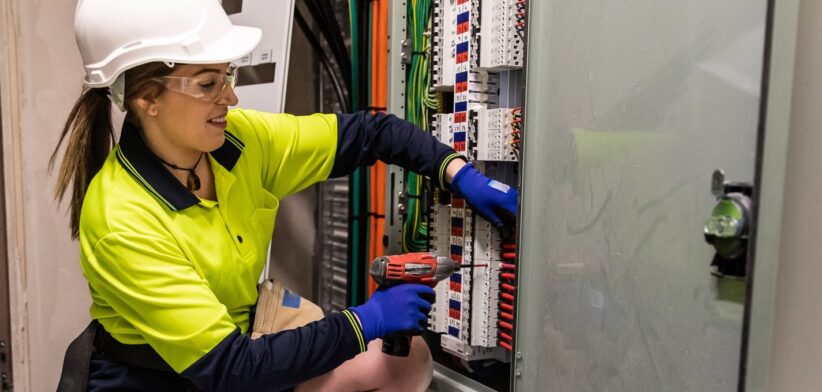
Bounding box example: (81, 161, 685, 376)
(153, 64, 238, 102)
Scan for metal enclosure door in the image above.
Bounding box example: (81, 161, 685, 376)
(515, 1, 767, 390)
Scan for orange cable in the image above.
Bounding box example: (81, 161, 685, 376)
(368, 0, 388, 297)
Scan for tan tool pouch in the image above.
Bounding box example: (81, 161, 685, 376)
(251, 279, 325, 339)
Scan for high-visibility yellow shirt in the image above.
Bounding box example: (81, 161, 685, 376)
(80, 109, 353, 372)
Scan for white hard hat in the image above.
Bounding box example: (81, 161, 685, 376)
(75, 0, 261, 88)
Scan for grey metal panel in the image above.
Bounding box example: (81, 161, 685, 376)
(760, 1, 822, 391)
(384, 0, 408, 255)
(515, 1, 768, 390)
(742, 1, 799, 390)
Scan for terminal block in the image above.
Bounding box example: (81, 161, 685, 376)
(432, 0, 457, 89)
(479, 0, 525, 70)
(472, 108, 520, 162)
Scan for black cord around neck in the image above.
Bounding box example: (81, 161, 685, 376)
(155, 152, 205, 192)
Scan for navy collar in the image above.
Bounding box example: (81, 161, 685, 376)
(115, 121, 244, 211)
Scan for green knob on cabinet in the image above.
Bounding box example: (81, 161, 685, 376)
(705, 170, 753, 276)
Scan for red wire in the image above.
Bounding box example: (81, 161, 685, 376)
(501, 252, 517, 260)
(497, 238, 519, 349)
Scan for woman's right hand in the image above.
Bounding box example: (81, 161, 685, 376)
(350, 284, 435, 341)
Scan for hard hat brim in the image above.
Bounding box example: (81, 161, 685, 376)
(177, 25, 263, 66)
(84, 25, 262, 88)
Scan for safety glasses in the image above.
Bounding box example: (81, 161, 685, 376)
(151, 63, 238, 102)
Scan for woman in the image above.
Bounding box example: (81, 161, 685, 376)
(54, 0, 518, 391)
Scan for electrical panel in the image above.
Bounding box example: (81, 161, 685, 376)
(424, 0, 527, 385)
(223, 0, 296, 114)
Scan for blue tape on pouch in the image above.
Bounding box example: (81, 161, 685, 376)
(282, 289, 301, 308)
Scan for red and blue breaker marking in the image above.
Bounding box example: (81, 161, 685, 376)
(456, 41, 469, 64)
(453, 101, 467, 151)
(455, 71, 468, 93)
(450, 244, 464, 263)
(449, 273, 462, 292)
(450, 217, 464, 236)
(448, 299, 462, 320)
(456, 10, 470, 34)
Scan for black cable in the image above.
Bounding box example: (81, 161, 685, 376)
(294, 7, 350, 112)
(356, 0, 370, 111)
(303, 0, 352, 93)
(315, 0, 352, 75)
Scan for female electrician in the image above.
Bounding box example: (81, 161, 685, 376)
(54, 0, 518, 391)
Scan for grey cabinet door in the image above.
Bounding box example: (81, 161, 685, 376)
(515, 1, 768, 390)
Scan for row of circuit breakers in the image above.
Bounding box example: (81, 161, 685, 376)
(424, 0, 525, 364)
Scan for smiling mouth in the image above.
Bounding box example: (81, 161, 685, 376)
(207, 116, 227, 125)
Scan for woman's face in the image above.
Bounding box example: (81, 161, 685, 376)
(144, 63, 239, 154)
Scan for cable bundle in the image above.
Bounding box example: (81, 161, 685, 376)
(402, 0, 439, 252)
(497, 241, 517, 351)
(293, 0, 352, 112)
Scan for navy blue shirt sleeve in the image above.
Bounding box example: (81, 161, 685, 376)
(331, 111, 465, 189)
(181, 311, 366, 392)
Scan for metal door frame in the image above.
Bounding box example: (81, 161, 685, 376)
(0, 79, 12, 391)
(742, 0, 800, 390)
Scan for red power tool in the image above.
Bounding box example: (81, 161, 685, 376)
(369, 252, 478, 356)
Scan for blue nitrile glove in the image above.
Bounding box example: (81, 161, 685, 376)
(350, 284, 435, 342)
(450, 163, 518, 227)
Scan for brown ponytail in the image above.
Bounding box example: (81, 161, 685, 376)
(50, 62, 173, 237)
(49, 87, 114, 238)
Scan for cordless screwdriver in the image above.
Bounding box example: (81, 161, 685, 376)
(368, 252, 484, 356)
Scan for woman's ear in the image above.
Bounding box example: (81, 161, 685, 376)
(133, 96, 159, 117)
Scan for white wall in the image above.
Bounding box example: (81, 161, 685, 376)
(0, 1, 322, 389)
(0, 0, 91, 390)
(766, 1, 822, 390)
